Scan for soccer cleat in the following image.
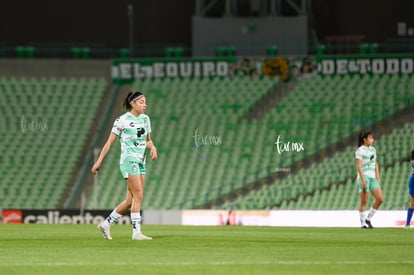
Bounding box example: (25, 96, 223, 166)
(404, 225, 412, 230)
(365, 219, 374, 229)
(361, 225, 369, 229)
(132, 232, 152, 240)
(98, 222, 112, 240)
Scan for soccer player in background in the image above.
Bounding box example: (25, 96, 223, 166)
(404, 150, 414, 228)
(91, 91, 157, 240)
(355, 131, 384, 228)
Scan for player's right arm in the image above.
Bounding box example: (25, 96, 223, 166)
(356, 159, 367, 191)
(91, 132, 118, 175)
(355, 148, 367, 191)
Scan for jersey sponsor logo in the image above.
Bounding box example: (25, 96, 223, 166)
(361, 151, 375, 160)
(136, 127, 145, 137)
(133, 142, 146, 147)
(128, 122, 146, 134)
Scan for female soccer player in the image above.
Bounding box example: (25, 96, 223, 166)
(355, 131, 383, 228)
(405, 150, 414, 228)
(91, 91, 157, 240)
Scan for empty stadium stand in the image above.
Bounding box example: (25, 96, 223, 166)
(87, 73, 414, 210)
(0, 77, 107, 208)
(220, 122, 414, 210)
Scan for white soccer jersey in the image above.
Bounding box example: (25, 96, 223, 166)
(112, 112, 151, 164)
(355, 145, 377, 179)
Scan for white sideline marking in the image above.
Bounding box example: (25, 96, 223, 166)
(1, 260, 414, 266)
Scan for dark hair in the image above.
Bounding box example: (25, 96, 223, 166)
(358, 131, 373, 147)
(411, 150, 414, 161)
(122, 91, 144, 111)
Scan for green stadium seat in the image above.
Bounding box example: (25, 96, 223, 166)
(226, 46, 236, 57)
(15, 46, 25, 58)
(71, 47, 91, 59)
(267, 45, 278, 57)
(316, 44, 326, 56)
(164, 47, 174, 57)
(369, 43, 378, 54)
(119, 48, 129, 58)
(164, 47, 184, 58)
(359, 43, 369, 54)
(26, 46, 35, 58)
(215, 47, 226, 57)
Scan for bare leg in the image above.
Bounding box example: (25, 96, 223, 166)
(365, 188, 384, 228)
(371, 188, 384, 209)
(97, 185, 133, 240)
(114, 185, 133, 214)
(359, 192, 369, 212)
(127, 175, 151, 240)
(127, 175, 144, 213)
(359, 191, 369, 227)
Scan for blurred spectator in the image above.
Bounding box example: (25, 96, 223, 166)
(231, 57, 259, 77)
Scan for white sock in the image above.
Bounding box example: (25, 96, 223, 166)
(105, 210, 122, 226)
(367, 208, 377, 221)
(359, 211, 366, 226)
(131, 212, 141, 233)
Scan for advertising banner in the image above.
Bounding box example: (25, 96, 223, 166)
(112, 57, 237, 84)
(111, 54, 414, 84)
(182, 210, 408, 228)
(182, 210, 270, 226)
(3, 209, 409, 227)
(270, 210, 408, 228)
(317, 56, 414, 75)
(1, 209, 132, 224)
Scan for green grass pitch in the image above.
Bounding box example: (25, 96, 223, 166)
(0, 224, 414, 274)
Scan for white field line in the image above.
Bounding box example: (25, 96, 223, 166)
(1, 260, 414, 267)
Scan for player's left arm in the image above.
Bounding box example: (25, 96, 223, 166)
(375, 161, 381, 185)
(147, 133, 158, 160)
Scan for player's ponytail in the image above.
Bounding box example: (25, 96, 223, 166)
(358, 131, 373, 147)
(122, 91, 144, 111)
(411, 150, 414, 161)
(122, 92, 133, 110)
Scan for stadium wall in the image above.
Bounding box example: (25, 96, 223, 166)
(0, 0, 194, 49)
(0, 58, 111, 78)
(192, 16, 308, 56)
(2, 0, 414, 49)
